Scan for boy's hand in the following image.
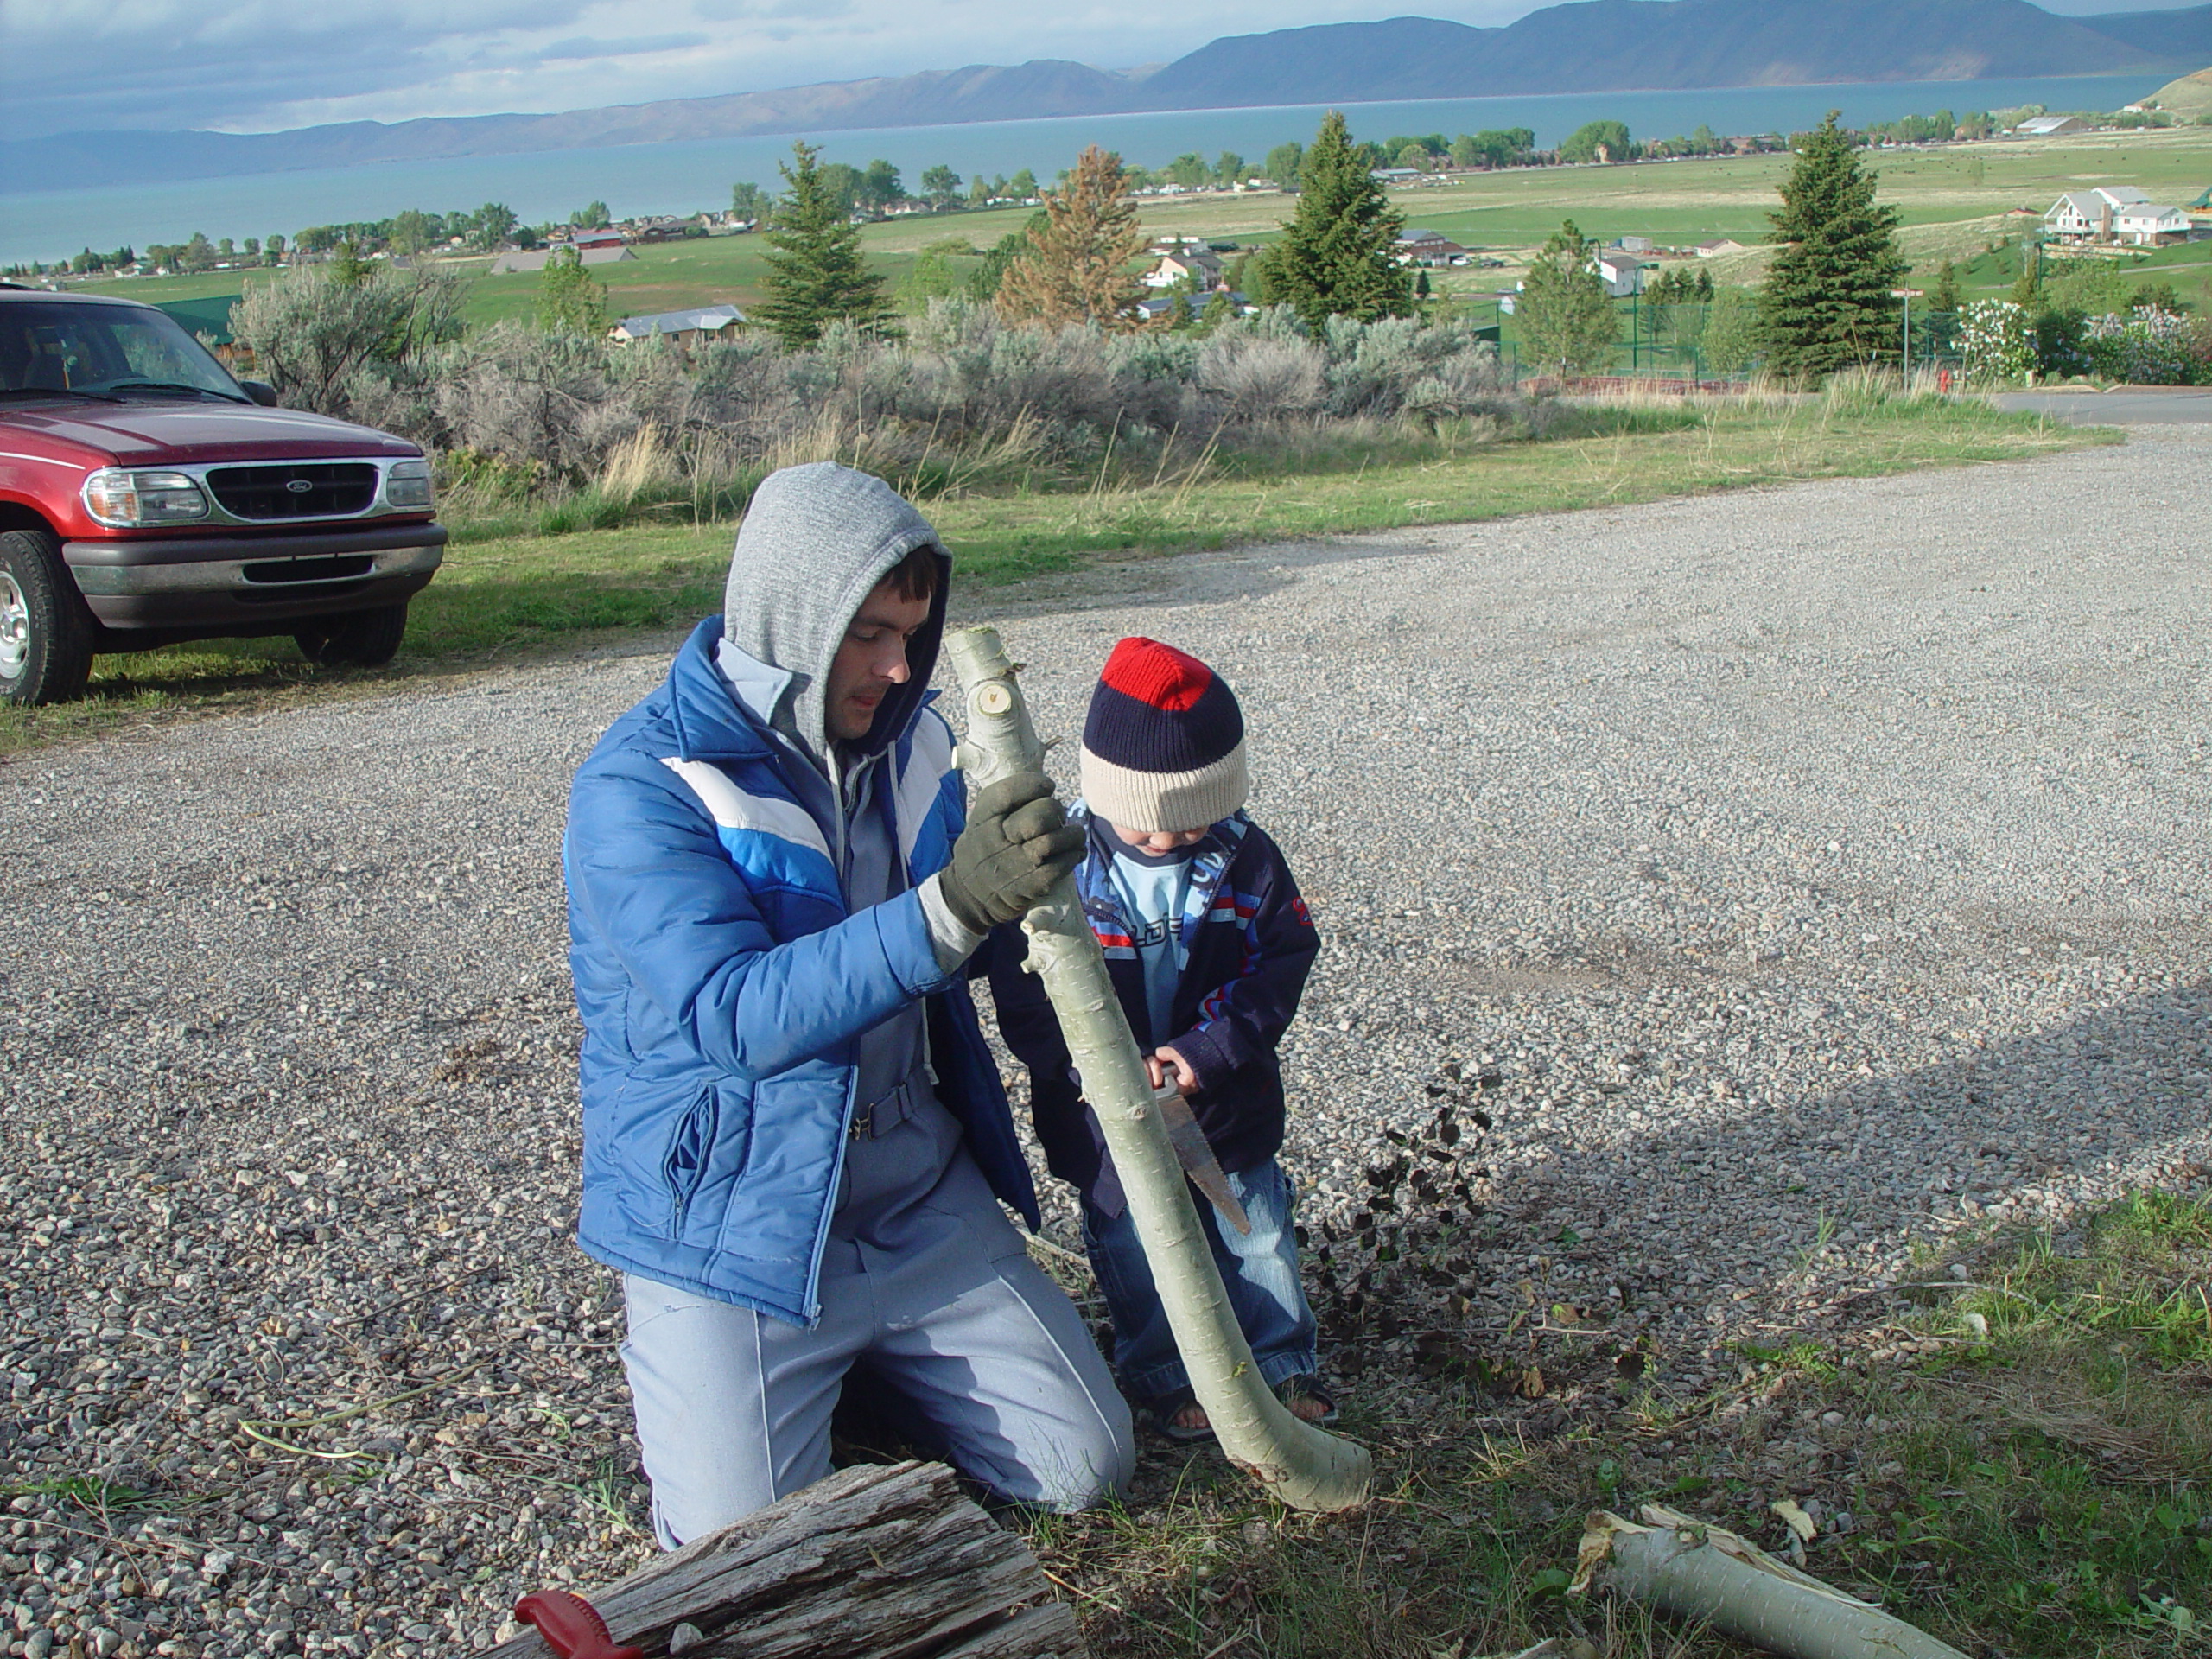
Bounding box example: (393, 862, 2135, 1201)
(1146, 1046, 1198, 1094)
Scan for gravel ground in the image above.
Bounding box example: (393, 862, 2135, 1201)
(3, 428, 2209, 1656)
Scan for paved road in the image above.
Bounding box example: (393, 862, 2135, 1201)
(1993, 388, 2212, 423)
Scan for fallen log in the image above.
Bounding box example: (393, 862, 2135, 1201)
(1573, 1503, 1967, 1659)
(475, 1461, 1084, 1659)
(944, 625, 1371, 1514)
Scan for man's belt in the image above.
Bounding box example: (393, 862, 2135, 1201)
(849, 1072, 930, 1141)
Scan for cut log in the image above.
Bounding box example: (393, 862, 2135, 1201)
(475, 1461, 1084, 1659)
(944, 626, 1370, 1514)
(1574, 1503, 1967, 1659)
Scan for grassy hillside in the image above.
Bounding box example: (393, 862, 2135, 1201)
(2144, 66, 2212, 116)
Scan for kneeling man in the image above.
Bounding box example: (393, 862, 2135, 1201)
(564, 462, 1135, 1545)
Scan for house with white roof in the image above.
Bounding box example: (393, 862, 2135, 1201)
(2047, 186, 2190, 245)
(2016, 115, 2090, 137)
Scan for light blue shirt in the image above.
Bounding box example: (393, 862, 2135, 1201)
(1096, 825, 1198, 1047)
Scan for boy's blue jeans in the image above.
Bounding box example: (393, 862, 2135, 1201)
(1081, 1157, 1319, 1408)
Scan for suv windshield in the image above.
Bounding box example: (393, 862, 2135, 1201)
(0, 302, 246, 402)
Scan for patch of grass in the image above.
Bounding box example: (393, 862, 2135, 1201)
(3, 1475, 158, 1511)
(1027, 1190, 2212, 1657)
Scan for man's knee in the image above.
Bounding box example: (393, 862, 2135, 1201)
(1001, 1404, 1136, 1514)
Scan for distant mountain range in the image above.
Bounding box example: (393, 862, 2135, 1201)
(8, 0, 2209, 194)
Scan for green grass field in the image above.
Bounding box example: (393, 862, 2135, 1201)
(65, 124, 2212, 334)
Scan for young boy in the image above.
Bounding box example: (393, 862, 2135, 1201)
(988, 637, 1332, 1439)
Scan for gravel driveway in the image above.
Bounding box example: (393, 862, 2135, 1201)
(3, 428, 2208, 1656)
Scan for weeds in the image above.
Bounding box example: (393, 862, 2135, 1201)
(1020, 1185, 2212, 1657)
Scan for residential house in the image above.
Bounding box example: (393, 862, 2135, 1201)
(1396, 228, 1470, 266)
(607, 304, 745, 346)
(1695, 238, 1748, 258)
(2047, 186, 2190, 245)
(1591, 247, 1653, 296)
(1132, 290, 1253, 324)
(1141, 249, 1225, 289)
(487, 245, 637, 275)
(2113, 201, 2192, 245)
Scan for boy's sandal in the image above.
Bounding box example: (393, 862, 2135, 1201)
(1275, 1374, 1338, 1425)
(1147, 1388, 1214, 1444)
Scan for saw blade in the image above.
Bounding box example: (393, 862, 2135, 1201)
(1154, 1084, 1252, 1235)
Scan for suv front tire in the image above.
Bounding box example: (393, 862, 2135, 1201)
(0, 528, 95, 705)
(294, 602, 410, 668)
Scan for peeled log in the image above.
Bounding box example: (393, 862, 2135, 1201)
(944, 625, 1370, 1515)
(474, 1461, 1083, 1659)
(1575, 1503, 1967, 1659)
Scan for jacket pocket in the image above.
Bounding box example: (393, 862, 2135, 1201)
(661, 1088, 719, 1236)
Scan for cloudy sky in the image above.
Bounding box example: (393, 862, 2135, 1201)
(3, 0, 2198, 137)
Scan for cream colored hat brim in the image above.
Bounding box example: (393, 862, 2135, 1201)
(1078, 743, 1249, 833)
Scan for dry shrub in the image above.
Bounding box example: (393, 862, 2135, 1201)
(352, 296, 1536, 505)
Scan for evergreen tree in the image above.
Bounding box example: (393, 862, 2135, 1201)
(1249, 111, 1412, 331)
(1759, 112, 1907, 378)
(755, 141, 894, 349)
(1516, 220, 1618, 375)
(536, 246, 607, 335)
(1930, 257, 1961, 315)
(995, 145, 1147, 330)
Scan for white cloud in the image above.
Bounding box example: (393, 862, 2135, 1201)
(0, 0, 1550, 135)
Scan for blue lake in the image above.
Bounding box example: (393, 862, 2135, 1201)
(0, 75, 2156, 265)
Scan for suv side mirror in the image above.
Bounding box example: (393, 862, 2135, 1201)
(240, 380, 280, 407)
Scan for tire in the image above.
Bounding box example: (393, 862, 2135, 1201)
(295, 602, 410, 669)
(0, 528, 95, 705)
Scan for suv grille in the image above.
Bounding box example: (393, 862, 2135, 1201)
(207, 462, 378, 520)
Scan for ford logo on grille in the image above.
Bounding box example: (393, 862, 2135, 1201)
(285, 479, 315, 494)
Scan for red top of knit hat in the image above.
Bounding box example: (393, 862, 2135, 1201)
(1099, 637, 1212, 712)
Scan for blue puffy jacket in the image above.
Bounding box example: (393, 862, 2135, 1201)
(563, 618, 1039, 1326)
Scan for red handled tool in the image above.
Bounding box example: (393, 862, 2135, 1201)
(513, 1591, 643, 1659)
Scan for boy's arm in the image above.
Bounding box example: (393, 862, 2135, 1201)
(1164, 837, 1319, 1096)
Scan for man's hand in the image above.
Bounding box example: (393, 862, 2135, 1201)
(938, 771, 1085, 933)
(1146, 1046, 1198, 1094)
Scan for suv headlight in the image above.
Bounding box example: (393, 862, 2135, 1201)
(385, 459, 433, 510)
(82, 468, 210, 527)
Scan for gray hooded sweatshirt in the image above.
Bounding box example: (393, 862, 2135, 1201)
(712, 463, 982, 1144)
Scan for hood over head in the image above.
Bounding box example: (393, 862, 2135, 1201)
(721, 462, 951, 762)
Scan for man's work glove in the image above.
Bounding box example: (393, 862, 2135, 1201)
(938, 771, 1085, 933)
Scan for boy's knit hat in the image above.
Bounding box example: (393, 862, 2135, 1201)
(1079, 637, 1249, 832)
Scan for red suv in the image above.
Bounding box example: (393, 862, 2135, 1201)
(0, 285, 445, 703)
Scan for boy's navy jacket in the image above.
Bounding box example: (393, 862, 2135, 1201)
(563, 617, 1038, 1329)
(988, 810, 1319, 1215)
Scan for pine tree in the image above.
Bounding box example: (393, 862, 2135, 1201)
(1249, 111, 1412, 331)
(995, 145, 1147, 330)
(755, 140, 894, 349)
(1759, 113, 1907, 378)
(1930, 257, 1961, 315)
(536, 246, 607, 335)
(1516, 220, 1618, 376)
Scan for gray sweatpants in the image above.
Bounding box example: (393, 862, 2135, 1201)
(620, 1093, 1135, 1546)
